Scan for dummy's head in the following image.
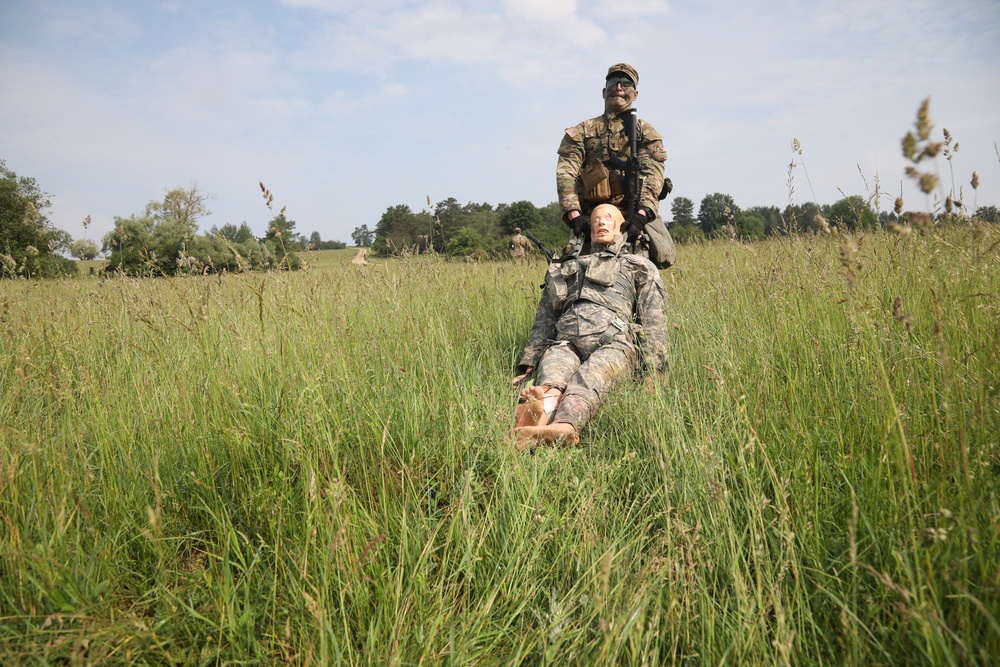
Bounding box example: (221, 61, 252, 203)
(590, 204, 625, 245)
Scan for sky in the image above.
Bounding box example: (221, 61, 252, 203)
(2, 0, 999, 245)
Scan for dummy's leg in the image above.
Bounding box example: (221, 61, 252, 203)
(514, 342, 579, 451)
(517, 343, 636, 450)
(514, 385, 562, 428)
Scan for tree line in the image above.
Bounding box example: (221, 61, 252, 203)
(366, 193, 1000, 258)
(1, 163, 348, 278)
(4, 156, 998, 279)
(366, 198, 569, 259)
(98, 184, 350, 276)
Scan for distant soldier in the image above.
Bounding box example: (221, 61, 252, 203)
(556, 63, 675, 268)
(510, 228, 532, 260)
(512, 204, 669, 449)
(351, 248, 369, 265)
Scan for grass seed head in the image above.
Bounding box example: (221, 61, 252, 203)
(916, 98, 932, 140)
(919, 173, 938, 194)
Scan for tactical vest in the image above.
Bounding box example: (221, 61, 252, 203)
(579, 116, 630, 205)
(545, 249, 636, 323)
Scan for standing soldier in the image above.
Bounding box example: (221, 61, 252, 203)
(556, 63, 675, 268)
(510, 227, 532, 260)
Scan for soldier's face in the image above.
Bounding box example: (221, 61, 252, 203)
(590, 207, 623, 245)
(603, 77, 638, 113)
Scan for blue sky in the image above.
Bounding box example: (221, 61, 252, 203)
(2, 0, 998, 245)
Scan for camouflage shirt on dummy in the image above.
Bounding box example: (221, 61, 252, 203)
(556, 113, 667, 221)
(517, 237, 668, 376)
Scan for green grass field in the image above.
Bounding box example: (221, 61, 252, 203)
(1, 227, 997, 665)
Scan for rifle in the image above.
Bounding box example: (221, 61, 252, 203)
(523, 230, 554, 263)
(619, 108, 643, 222)
(598, 109, 644, 245)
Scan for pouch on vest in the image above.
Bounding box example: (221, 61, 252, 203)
(640, 217, 677, 269)
(545, 259, 578, 309)
(609, 172, 624, 199)
(584, 254, 619, 287)
(581, 161, 611, 203)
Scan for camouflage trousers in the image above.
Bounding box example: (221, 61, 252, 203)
(535, 334, 638, 430)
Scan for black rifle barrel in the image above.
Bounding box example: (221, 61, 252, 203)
(523, 230, 554, 263)
(620, 108, 641, 218)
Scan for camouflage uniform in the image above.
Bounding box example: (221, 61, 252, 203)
(556, 78, 674, 266)
(510, 231, 532, 259)
(516, 237, 668, 430)
(556, 112, 667, 222)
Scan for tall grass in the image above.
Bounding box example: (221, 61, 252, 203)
(1, 225, 997, 665)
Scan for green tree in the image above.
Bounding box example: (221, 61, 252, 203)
(0, 159, 76, 278)
(48, 228, 74, 255)
(499, 200, 542, 236)
(527, 201, 571, 253)
(210, 222, 255, 244)
(102, 213, 156, 274)
(430, 197, 462, 252)
(735, 212, 766, 240)
(671, 223, 706, 244)
(102, 184, 214, 275)
(782, 202, 821, 234)
(745, 205, 783, 236)
(70, 238, 100, 260)
(670, 196, 696, 227)
(147, 184, 211, 230)
(102, 184, 261, 275)
(975, 205, 999, 223)
(445, 227, 484, 257)
(824, 195, 878, 232)
(372, 204, 433, 256)
(351, 224, 375, 246)
(460, 205, 502, 255)
(265, 214, 300, 247)
(697, 193, 739, 236)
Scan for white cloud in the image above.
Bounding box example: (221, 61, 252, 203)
(589, 0, 669, 19)
(503, 0, 577, 21)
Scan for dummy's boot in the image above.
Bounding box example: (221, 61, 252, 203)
(514, 385, 562, 428)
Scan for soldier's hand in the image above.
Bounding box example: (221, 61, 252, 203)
(628, 210, 649, 235)
(625, 211, 649, 242)
(567, 212, 588, 238)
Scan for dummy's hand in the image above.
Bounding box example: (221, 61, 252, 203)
(513, 367, 534, 388)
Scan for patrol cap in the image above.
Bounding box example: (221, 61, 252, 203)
(606, 63, 638, 86)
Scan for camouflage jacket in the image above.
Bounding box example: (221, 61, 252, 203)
(518, 238, 668, 374)
(510, 233, 532, 256)
(556, 113, 667, 221)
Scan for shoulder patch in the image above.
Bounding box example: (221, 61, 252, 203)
(565, 126, 581, 140)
